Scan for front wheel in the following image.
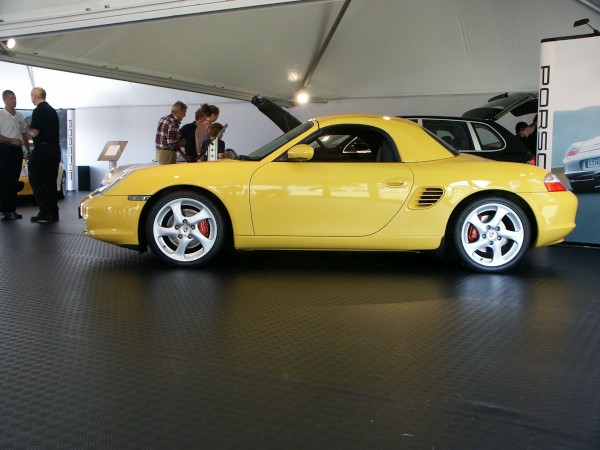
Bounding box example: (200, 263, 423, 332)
(450, 197, 530, 273)
(145, 191, 226, 267)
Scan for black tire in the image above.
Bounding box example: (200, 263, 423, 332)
(145, 191, 226, 268)
(57, 171, 67, 199)
(450, 196, 530, 273)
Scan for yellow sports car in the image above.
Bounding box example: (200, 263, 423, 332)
(80, 114, 577, 273)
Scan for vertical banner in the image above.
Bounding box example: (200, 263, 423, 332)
(537, 42, 556, 170)
(540, 33, 600, 244)
(67, 109, 76, 191)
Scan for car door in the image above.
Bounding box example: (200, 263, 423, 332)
(250, 125, 414, 237)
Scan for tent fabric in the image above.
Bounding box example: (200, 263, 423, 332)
(0, 61, 241, 109)
(1, 0, 599, 106)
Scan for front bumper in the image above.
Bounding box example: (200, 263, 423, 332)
(80, 193, 146, 246)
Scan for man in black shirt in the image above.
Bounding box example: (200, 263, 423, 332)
(27, 87, 61, 223)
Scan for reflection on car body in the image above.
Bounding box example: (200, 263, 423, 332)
(101, 161, 159, 186)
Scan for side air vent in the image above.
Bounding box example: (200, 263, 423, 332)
(408, 187, 445, 209)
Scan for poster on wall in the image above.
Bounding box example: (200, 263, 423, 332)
(539, 32, 600, 244)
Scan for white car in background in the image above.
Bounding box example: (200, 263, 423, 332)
(563, 135, 600, 193)
(19, 160, 67, 199)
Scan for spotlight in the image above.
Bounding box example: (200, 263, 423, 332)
(295, 91, 310, 105)
(573, 18, 600, 35)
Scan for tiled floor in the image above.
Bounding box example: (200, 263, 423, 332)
(0, 192, 598, 449)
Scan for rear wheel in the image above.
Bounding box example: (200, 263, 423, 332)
(450, 197, 530, 273)
(145, 191, 226, 267)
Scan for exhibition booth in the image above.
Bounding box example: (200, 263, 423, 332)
(538, 31, 600, 244)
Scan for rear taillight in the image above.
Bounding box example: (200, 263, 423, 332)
(544, 173, 567, 192)
(564, 143, 581, 158)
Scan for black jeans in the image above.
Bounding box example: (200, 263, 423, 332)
(0, 143, 24, 214)
(28, 143, 61, 217)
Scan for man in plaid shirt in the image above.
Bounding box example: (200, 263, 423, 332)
(155, 101, 189, 165)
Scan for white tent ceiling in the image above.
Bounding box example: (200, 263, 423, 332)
(1, 0, 599, 107)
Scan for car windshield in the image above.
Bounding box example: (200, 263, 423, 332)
(243, 121, 315, 160)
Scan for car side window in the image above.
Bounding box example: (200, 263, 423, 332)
(285, 125, 398, 162)
(472, 123, 505, 151)
(421, 119, 472, 151)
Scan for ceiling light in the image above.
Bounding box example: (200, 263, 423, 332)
(295, 91, 310, 104)
(6, 38, 15, 49)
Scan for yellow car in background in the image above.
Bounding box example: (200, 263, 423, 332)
(80, 113, 577, 273)
(19, 160, 67, 199)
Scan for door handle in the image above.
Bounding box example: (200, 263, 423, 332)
(384, 179, 410, 188)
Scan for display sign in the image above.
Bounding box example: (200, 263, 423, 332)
(97, 141, 128, 162)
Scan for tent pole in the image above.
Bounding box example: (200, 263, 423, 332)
(300, 0, 352, 93)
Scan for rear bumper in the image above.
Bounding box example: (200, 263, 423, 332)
(521, 191, 578, 247)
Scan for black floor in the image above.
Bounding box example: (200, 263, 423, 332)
(1, 192, 599, 449)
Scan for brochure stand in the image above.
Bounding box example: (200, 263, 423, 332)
(97, 141, 128, 170)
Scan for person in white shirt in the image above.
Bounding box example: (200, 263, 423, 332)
(0, 90, 30, 220)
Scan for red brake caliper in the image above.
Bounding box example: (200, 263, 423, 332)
(467, 213, 486, 243)
(199, 220, 210, 238)
(467, 224, 479, 243)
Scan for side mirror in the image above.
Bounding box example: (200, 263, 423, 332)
(287, 144, 314, 161)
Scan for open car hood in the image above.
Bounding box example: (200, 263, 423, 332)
(462, 92, 538, 121)
(251, 95, 302, 133)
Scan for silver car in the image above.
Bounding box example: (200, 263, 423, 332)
(563, 135, 600, 193)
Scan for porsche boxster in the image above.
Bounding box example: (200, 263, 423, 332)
(79, 114, 577, 273)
